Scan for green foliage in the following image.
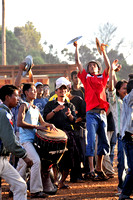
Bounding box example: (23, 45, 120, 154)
(14, 21, 43, 52)
(0, 22, 61, 65)
(0, 28, 25, 64)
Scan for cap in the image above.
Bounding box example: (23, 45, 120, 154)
(86, 60, 102, 73)
(35, 82, 43, 87)
(56, 77, 71, 89)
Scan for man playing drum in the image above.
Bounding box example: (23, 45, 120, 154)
(16, 83, 56, 199)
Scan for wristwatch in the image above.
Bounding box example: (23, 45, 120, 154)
(52, 109, 56, 114)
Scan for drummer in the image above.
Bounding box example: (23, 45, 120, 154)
(16, 83, 56, 199)
(43, 77, 81, 189)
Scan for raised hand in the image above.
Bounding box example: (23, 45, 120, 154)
(100, 43, 108, 53)
(54, 105, 65, 112)
(112, 59, 122, 72)
(65, 108, 71, 117)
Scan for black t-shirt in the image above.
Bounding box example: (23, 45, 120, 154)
(70, 96, 86, 129)
(71, 85, 85, 100)
(43, 99, 76, 131)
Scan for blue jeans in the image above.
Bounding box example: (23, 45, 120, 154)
(117, 136, 128, 190)
(86, 112, 109, 156)
(121, 138, 133, 196)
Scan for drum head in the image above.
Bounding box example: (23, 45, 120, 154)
(22, 55, 33, 77)
(37, 128, 68, 141)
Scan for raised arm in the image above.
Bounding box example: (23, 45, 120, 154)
(109, 59, 122, 91)
(74, 42, 83, 73)
(15, 63, 34, 87)
(15, 63, 25, 87)
(17, 103, 38, 129)
(28, 69, 34, 83)
(101, 44, 111, 75)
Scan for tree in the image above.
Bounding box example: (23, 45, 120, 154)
(14, 21, 43, 53)
(61, 44, 101, 68)
(0, 27, 25, 64)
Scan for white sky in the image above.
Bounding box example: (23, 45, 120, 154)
(1, 0, 133, 64)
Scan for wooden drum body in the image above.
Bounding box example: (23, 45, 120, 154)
(34, 128, 68, 169)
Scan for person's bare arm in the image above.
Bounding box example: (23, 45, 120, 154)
(46, 105, 64, 121)
(38, 113, 57, 130)
(109, 59, 122, 91)
(101, 44, 110, 75)
(15, 63, 25, 87)
(74, 42, 83, 73)
(17, 104, 38, 129)
(28, 69, 34, 83)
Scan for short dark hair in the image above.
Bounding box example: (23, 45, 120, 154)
(128, 74, 133, 81)
(86, 60, 102, 73)
(115, 79, 128, 97)
(0, 85, 18, 102)
(23, 83, 35, 96)
(71, 71, 78, 80)
(127, 80, 133, 94)
(43, 84, 49, 88)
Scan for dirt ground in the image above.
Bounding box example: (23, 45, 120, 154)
(1, 152, 133, 200)
(1, 173, 119, 200)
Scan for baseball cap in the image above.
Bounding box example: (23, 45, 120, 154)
(56, 77, 71, 89)
(35, 82, 43, 87)
(86, 60, 102, 72)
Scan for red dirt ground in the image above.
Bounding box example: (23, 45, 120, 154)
(1, 151, 133, 200)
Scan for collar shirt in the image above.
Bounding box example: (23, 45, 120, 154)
(121, 89, 133, 138)
(108, 89, 123, 134)
(78, 69, 109, 112)
(0, 104, 26, 158)
(43, 99, 76, 131)
(71, 85, 85, 100)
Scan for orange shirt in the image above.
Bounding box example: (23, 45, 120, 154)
(78, 69, 109, 112)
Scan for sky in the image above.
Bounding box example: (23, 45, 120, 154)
(1, 0, 133, 64)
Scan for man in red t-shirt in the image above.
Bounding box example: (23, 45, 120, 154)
(73, 42, 110, 181)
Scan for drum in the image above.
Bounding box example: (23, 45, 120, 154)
(34, 128, 68, 167)
(34, 128, 68, 195)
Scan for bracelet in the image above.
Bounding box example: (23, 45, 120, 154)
(52, 109, 56, 114)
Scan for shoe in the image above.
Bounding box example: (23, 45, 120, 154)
(31, 191, 48, 198)
(84, 171, 95, 180)
(58, 184, 70, 189)
(43, 184, 57, 195)
(9, 190, 13, 197)
(93, 170, 109, 181)
(70, 178, 85, 183)
(118, 196, 133, 200)
(106, 174, 114, 178)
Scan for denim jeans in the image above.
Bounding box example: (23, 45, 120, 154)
(86, 112, 109, 156)
(117, 136, 128, 190)
(121, 138, 133, 196)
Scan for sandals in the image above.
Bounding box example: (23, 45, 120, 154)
(84, 171, 95, 180)
(58, 184, 70, 189)
(31, 191, 48, 198)
(93, 170, 109, 181)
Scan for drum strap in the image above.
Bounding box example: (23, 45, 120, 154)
(56, 140, 68, 165)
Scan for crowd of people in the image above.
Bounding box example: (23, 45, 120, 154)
(0, 41, 133, 200)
